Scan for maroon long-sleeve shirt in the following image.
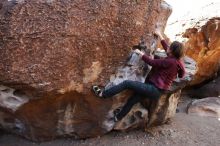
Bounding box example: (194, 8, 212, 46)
(142, 40, 185, 90)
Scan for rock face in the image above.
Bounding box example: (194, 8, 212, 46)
(0, 0, 171, 97)
(184, 18, 220, 85)
(187, 97, 220, 118)
(0, 0, 196, 142)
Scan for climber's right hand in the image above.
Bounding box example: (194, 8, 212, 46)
(154, 30, 163, 40)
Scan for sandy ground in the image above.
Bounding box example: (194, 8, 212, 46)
(1, 96, 220, 146)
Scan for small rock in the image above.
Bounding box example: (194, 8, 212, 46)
(187, 97, 220, 118)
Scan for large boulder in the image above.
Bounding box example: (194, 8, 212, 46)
(0, 0, 196, 142)
(1, 0, 159, 97)
(184, 18, 220, 85)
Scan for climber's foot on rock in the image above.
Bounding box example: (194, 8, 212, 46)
(92, 85, 104, 98)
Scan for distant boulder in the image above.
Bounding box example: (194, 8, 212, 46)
(187, 97, 220, 118)
(184, 18, 220, 85)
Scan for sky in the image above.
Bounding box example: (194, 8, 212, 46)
(164, 0, 220, 41)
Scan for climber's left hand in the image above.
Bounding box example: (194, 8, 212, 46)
(134, 49, 144, 57)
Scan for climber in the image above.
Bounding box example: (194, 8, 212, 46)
(92, 31, 185, 122)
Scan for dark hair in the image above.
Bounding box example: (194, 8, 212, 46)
(170, 41, 184, 59)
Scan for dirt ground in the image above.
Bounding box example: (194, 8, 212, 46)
(0, 96, 220, 146)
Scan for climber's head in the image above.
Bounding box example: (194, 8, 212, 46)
(169, 41, 184, 59)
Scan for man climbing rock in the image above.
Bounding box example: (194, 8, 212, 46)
(93, 31, 185, 122)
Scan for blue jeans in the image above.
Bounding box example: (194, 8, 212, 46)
(102, 80, 162, 120)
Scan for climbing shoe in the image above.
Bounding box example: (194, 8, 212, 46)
(92, 85, 103, 98)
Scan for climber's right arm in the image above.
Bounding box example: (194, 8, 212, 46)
(154, 31, 169, 52)
(161, 39, 169, 52)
